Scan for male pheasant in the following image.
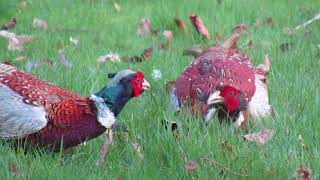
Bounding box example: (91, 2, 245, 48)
(0, 63, 150, 149)
(169, 33, 272, 128)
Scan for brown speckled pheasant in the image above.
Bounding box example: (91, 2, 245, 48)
(169, 33, 272, 128)
(0, 63, 150, 149)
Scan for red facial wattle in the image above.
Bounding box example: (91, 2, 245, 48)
(130, 71, 144, 97)
(225, 97, 239, 111)
(221, 85, 240, 112)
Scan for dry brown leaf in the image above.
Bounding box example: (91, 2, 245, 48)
(15, 55, 26, 61)
(189, 15, 211, 39)
(243, 128, 274, 144)
(163, 30, 173, 41)
(0, 18, 17, 30)
(253, 17, 273, 26)
(142, 47, 153, 59)
(253, 18, 263, 26)
(165, 80, 176, 93)
(123, 47, 153, 62)
(265, 16, 273, 25)
(32, 18, 48, 29)
(174, 18, 188, 32)
(9, 161, 18, 176)
(158, 43, 167, 50)
(183, 47, 203, 57)
(96, 129, 113, 166)
(137, 18, 155, 36)
(97, 52, 121, 63)
(185, 160, 199, 172)
(233, 23, 249, 33)
(246, 40, 254, 49)
(297, 164, 311, 180)
(0, 30, 32, 51)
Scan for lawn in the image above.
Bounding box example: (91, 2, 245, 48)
(0, 0, 320, 179)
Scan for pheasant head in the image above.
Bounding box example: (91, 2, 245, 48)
(94, 70, 150, 116)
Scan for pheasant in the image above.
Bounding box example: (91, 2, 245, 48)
(0, 63, 150, 149)
(169, 33, 272, 128)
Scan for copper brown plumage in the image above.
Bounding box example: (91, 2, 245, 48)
(0, 63, 150, 149)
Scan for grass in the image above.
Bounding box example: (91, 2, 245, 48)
(0, 0, 320, 179)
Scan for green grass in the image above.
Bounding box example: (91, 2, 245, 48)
(1, 0, 320, 179)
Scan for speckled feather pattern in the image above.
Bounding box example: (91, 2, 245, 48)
(175, 47, 256, 107)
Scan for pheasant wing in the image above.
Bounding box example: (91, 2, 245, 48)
(0, 63, 86, 138)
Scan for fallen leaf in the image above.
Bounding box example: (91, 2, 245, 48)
(113, 176, 123, 180)
(185, 160, 199, 172)
(297, 164, 311, 180)
(158, 43, 167, 49)
(96, 129, 113, 166)
(152, 69, 162, 80)
(246, 40, 254, 48)
(137, 18, 155, 36)
(165, 80, 176, 92)
(233, 23, 249, 33)
(174, 18, 188, 32)
(15, 55, 26, 61)
(0, 30, 33, 51)
(113, 2, 121, 13)
(32, 18, 48, 29)
(183, 47, 203, 57)
(132, 142, 144, 160)
(58, 49, 73, 67)
(163, 30, 173, 41)
(265, 16, 273, 25)
(69, 36, 79, 46)
(253, 17, 273, 26)
(189, 15, 211, 39)
(142, 47, 153, 59)
(243, 128, 274, 144)
(97, 52, 121, 63)
(122, 47, 153, 62)
(253, 18, 263, 26)
(0, 18, 17, 30)
(9, 161, 18, 176)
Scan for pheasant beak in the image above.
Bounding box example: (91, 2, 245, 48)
(142, 79, 151, 90)
(207, 90, 224, 105)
